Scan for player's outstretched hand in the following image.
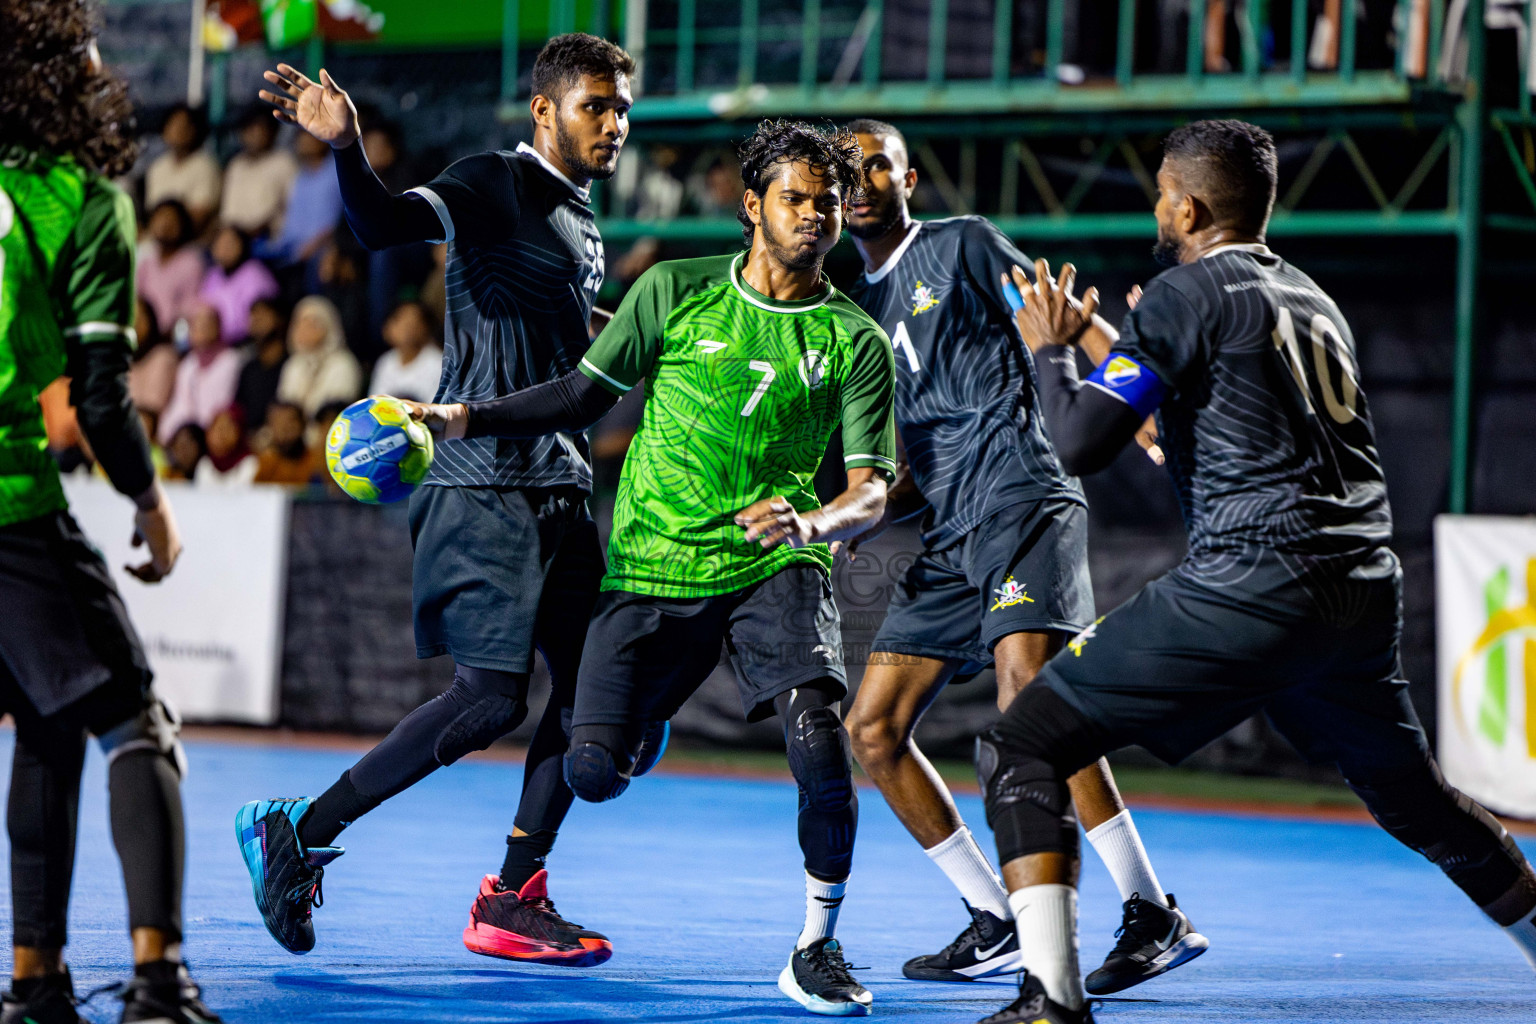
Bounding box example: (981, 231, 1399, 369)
(736, 496, 818, 550)
(400, 399, 469, 441)
(259, 64, 360, 149)
(128, 481, 182, 584)
(1006, 259, 1099, 354)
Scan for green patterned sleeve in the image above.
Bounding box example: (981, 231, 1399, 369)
(577, 262, 671, 395)
(839, 314, 898, 483)
(54, 178, 138, 349)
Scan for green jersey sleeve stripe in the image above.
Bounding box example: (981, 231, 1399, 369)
(64, 322, 136, 342)
(844, 453, 897, 468)
(578, 357, 633, 394)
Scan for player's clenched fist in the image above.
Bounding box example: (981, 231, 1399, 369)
(736, 496, 819, 549)
(259, 64, 360, 149)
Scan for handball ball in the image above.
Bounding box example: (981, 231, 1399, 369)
(325, 396, 435, 504)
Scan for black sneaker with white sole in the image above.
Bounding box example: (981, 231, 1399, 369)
(778, 937, 873, 1016)
(903, 901, 1025, 981)
(118, 960, 223, 1024)
(1084, 892, 1208, 995)
(0, 969, 82, 1024)
(978, 971, 1094, 1024)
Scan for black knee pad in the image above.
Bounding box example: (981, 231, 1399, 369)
(1349, 756, 1528, 910)
(787, 706, 854, 812)
(97, 698, 187, 780)
(563, 725, 635, 803)
(434, 692, 527, 766)
(975, 728, 1077, 864)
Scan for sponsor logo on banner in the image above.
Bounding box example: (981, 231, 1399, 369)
(1437, 517, 1536, 818)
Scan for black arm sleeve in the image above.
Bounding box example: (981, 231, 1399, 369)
(464, 369, 621, 439)
(333, 142, 444, 250)
(68, 341, 155, 501)
(1035, 346, 1146, 477)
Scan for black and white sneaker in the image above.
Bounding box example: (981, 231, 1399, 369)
(1084, 892, 1208, 995)
(778, 937, 873, 1016)
(0, 969, 82, 1024)
(979, 971, 1093, 1024)
(903, 901, 1025, 981)
(118, 960, 223, 1024)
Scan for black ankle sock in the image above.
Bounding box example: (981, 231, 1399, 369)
(133, 959, 180, 985)
(499, 829, 558, 892)
(299, 771, 377, 850)
(11, 972, 67, 1000)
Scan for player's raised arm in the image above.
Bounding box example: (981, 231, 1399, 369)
(1008, 260, 1158, 476)
(259, 64, 443, 249)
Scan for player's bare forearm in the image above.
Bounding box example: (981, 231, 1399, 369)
(1078, 313, 1119, 368)
(736, 468, 889, 551)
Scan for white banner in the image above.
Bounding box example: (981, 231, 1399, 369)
(61, 477, 289, 725)
(1436, 515, 1536, 819)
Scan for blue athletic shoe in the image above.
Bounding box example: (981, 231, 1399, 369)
(235, 798, 343, 954)
(632, 720, 670, 778)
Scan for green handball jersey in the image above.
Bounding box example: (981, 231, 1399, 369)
(0, 148, 138, 527)
(579, 252, 897, 598)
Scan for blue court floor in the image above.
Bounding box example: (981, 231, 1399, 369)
(2, 733, 1533, 1023)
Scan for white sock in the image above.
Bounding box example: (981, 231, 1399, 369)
(1009, 884, 1083, 1011)
(1085, 808, 1169, 907)
(924, 825, 1012, 920)
(798, 873, 847, 949)
(1503, 903, 1536, 971)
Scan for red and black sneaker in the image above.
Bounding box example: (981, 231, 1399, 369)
(462, 869, 613, 967)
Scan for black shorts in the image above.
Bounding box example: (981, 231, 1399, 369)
(1041, 563, 1429, 771)
(572, 565, 846, 727)
(0, 510, 153, 726)
(872, 498, 1095, 670)
(409, 484, 604, 676)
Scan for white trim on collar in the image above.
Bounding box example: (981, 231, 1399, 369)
(729, 252, 834, 314)
(861, 220, 924, 284)
(1199, 242, 1272, 260)
(515, 141, 590, 202)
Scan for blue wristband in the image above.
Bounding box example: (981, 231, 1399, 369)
(1002, 279, 1026, 313)
(1085, 354, 1167, 418)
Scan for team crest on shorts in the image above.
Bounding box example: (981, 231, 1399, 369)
(910, 280, 941, 315)
(1068, 616, 1106, 656)
(990, 575, 1035, 611)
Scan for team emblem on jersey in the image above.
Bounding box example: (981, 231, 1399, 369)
(990, 576, 1036, 611)
(1102, 356, 1142, 387)
(799, 350, 827, 389)
(1067, 617, 1106, 656)
(910, 280, 941, 315)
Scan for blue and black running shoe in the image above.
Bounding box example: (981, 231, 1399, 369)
(631, 720, 670, 778)
(235, 798, 343, 954)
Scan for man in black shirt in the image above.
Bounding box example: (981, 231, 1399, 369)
(237, 34, 636, 970)
(974, 119, 1536, 1024)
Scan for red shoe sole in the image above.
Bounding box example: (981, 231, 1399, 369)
(462, 923, 613, 967)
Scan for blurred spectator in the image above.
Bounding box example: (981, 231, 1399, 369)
(692, 155, 746, 217)
(195, 407, 257, 487)
(137, 409, 169, 476)
(163, 423, 206, 481)
(277, 296, 362, 419)
(253, 401, 321, 485)
(418, 242, 448, 326)
(158, 304, 241, 443)
(316, 228, 372, 359)
(261, 131, 343, 276)
(234, 297, 290, 432)
(144, 103, 221, 232)
(614, 237, 663, 288)
(632, 145, 685, 220)
(200, 224, 279, 344)
(360, 120, 412, 192)
(312, 399, 351, 478)
(219, 105, 297, 238)
(137, 199, 204, 331)
(369, 301, 443, 402)
(128, 297, 179, 415)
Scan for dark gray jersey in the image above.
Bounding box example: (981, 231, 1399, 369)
(411, 143, 603, 490)
(1115, 244, 1396, 605)
(846, 217, 1082, 547)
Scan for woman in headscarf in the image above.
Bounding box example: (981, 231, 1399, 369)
(275, 295, 362, 419)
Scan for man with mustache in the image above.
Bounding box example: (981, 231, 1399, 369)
(237, 33, 634, 969)
(839, 119, 1204, 995)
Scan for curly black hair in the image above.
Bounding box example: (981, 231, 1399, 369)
(0, 0, 138, 178)
(736, 120, 864, 246)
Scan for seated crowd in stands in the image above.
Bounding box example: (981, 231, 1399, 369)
(58, 102, 447, 493)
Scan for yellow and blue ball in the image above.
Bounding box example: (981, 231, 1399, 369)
(325, 397, 435, 504)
